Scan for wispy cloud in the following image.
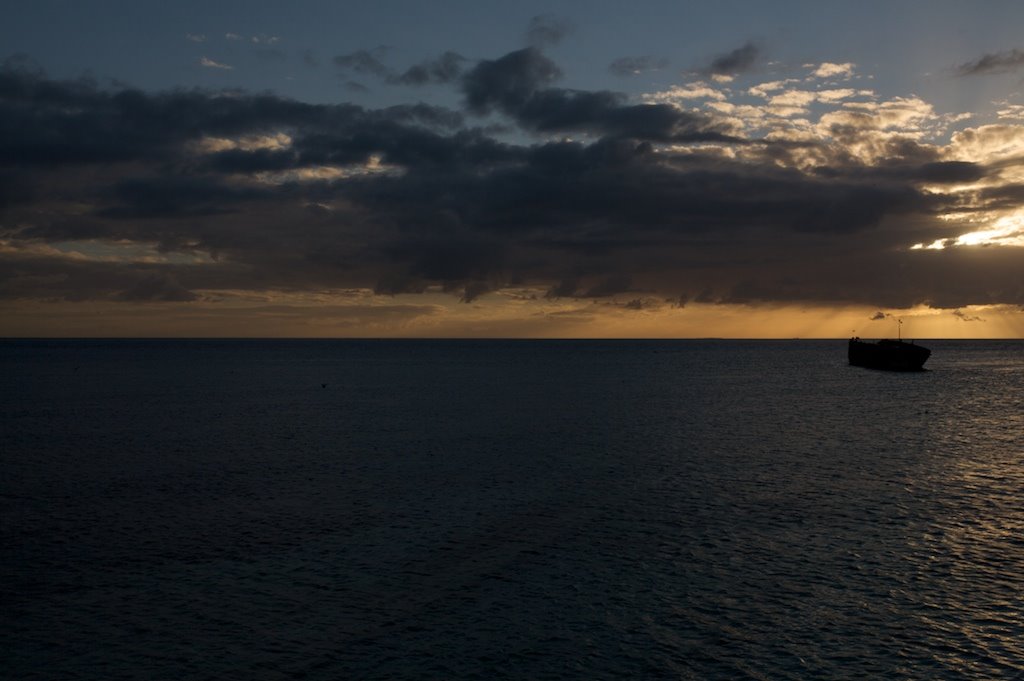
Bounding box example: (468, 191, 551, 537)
(333, 48, 466, 86)
(996, 103, 1024, 120)
(185, 33, 206, 43)
(747, 79, 799, 98)
(198, 57, 233, 70)
(707, 42, 760, 77)
(526, 14, 573, 48)
(608, 55, 669, 77)
(956, 49, 1024, 76)
(643, 82, 726, 103)
(953, 308, 985, 321)
(333, 47, 391, 78)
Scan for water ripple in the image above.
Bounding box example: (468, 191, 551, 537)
(2, 339, 1022, 679)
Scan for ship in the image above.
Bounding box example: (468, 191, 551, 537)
(848, 337, 930, 371)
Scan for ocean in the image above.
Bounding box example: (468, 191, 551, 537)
(2, 339, 1022, 679)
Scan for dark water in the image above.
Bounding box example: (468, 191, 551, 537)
(2, 339, 1023, 679)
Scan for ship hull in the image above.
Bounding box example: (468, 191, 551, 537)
(848, 339, 930, 371)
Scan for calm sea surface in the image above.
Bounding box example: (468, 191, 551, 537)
(2, 340, 1023, 679)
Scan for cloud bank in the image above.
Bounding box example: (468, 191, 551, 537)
(2, 43, 1023, 330)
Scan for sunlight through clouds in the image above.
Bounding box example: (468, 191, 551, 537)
(4, 4, 1024, 338)
(954, 212, 1024, 247)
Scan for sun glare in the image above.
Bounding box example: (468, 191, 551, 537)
(954, 213, 1024, 247)
(912, 211, 1024, 250)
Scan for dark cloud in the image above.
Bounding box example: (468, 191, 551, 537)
(955, 49, 1024, 76)
(545, 279, 578, 298)
(462, 48, 562, 114)
(584, 275, 632, 298)
(526, 15, 572, 48)
(98, 176, 271, 219)
(0, 253, 212, 303)
(383, 238, 505, 284)
(0, 169, 34, 210)
(870, 311, 888, 320)
(333, 48, 391, 78)
(333, 49, 468, 87)
(977, 183, 1024, 210)
(200, 147, 297, 173)
(950, 307, 983, 321)
(462, 48, 730, 141)
(116, 273, 199, 302)
(905, 161, 986, 183)
(608, 56, 669, 77)
(812, 159, 986, 185)
(373, 274, 428, 296)
(1, 50, 1021, 312)
(461, 281, 491, 303)
(0, 59, 359, 168)
(708, 42, 760, 76)
(391, 51, 467, 86)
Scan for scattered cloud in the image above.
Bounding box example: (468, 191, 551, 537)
(643, 82, 726, 103)
(392, 51, 467, 86)
(748, 79, 799, 98)
(609, 56, 669, 77)
(198, 57, 233, 70)
(333, 48, 467, 86)
(526, 14, 573, 48)
(996, 103, 1024, 120)
(333, 47, 391, 78)
(185, 33, 206, 43)
(225, 32, 243, 41)
(810, 62, 855, 79)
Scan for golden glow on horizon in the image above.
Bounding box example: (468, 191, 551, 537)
(2, 291, 1021, 339)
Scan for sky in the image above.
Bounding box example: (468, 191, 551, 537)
(3, 0, 1024, 338)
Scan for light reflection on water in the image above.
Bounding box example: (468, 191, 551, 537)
(1, 339, 1022, 679)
